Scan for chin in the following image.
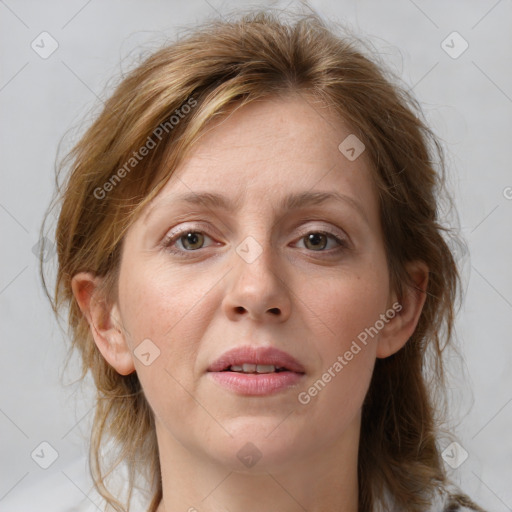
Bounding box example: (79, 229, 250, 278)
(203, 419, 309, 472)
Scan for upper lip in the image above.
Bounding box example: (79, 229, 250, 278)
(207, 345, 306, 373)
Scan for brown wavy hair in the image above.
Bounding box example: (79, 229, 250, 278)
(40, 5, 473, 512)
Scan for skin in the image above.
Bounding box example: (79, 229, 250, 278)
(72, 94, 428, 512)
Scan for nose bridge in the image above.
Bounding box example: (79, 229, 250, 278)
(235, 234, 276, 287)
(223, 230, 291, 321)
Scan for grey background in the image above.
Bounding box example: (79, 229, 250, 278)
(1, 0, 511, 511)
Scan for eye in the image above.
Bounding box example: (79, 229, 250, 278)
(294, 230, 348, 253)
(161, 225, 348, 257)
(162, 228, 215, 254)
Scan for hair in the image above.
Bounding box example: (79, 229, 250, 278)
(40, 5, 473, 512)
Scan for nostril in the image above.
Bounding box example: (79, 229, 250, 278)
(268, 308, 280, 315)
(234, 306, 245, 314)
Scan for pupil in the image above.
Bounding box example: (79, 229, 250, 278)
(184, 232, 203, 249)
(306, 233, 326, 250)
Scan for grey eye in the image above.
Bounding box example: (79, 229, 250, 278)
(179, 232, 207, 250)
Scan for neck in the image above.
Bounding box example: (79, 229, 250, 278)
(154, 415, 360, 512)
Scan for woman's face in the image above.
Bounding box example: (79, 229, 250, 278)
(112, 95, 397, 471)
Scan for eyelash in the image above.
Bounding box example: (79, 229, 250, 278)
(161, 224, 348, 257)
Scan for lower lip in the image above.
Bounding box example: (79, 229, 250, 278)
(208, 371, 304, 396)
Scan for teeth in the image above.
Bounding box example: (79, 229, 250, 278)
(255, 364, 276, 373)
(229, 364, 279, 373)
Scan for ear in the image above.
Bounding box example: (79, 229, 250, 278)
(376, 260, 429, 359)
(71, 272, 135, 375)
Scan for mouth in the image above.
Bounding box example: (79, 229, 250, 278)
(207, 345, 306, 374)
(207, 345, 305, 396)
(222, 364, 291, 374)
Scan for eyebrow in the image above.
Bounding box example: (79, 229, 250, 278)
(144, 190, 369, 225)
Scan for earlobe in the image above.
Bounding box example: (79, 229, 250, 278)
(376, 260, 429, 359)
(71, 272, 136, 376)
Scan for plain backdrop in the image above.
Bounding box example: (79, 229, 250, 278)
(1, 1, 511, 511)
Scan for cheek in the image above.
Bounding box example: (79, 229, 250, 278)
(301, 264, 389, 352)
(118, 258, 212, 343)
(116, 260, 215, 422)
(293, 263, 387, 414)
(117, 258, 219, 392)
(294, 271, 383, 436)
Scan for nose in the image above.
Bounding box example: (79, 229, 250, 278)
(222, 240, 292, 323)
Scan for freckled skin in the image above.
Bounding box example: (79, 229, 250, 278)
(75, 95, 428, 512)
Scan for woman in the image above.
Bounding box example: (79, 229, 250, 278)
(40, 7, 487, 512)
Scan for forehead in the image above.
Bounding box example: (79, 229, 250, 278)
(144, 95, 379, 222)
